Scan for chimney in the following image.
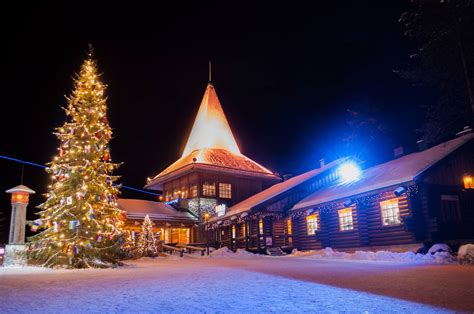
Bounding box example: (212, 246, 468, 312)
(320, 158, 325, 168)
(456, 126, 472, 137)
(393, 146, 404, 157)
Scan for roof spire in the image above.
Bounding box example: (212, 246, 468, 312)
(181, 84, 240, 157)
(208, 60, 212, 83)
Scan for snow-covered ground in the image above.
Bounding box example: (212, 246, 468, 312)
(1, 254, 473, 313)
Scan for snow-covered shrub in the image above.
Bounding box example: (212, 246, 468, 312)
(428, 243, 452, 254)
(458, 244, 474, 264)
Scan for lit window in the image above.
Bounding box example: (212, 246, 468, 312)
(287, 218, 293, 235)
(463, 176, 473, 189)
(259, 218, 264, 235)
(219, 183, 232, 198)
(306, 213, 319, 235)
(202, 182, 216, 197)
(338, 208, 354, 231)
(380, 199, 401, 226)
(242, 223, 246, 237)
(232, 225, 236, 239)
(181, 187, 188, 198)
(189, 185, 198, 197)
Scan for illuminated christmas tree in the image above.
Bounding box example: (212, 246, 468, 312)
(27, 48, 125, 268)
(136, 215, 158, 257)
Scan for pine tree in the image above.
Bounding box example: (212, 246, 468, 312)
(136, 215, 158, 257)
(27, 48, 125, 268)
(398, 0, 474, 144)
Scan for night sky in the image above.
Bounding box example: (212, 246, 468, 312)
(1, 1, 427, 242)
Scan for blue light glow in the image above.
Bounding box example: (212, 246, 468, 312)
(338, 162, 361, 182)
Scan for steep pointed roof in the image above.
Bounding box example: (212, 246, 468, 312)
(145, 83, 280, 190)
(182, 83, 240, 156)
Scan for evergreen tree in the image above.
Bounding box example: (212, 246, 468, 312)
(136, 215, 158, 257)
(398, 0, 474, 144)
(27, 48, 125, 268)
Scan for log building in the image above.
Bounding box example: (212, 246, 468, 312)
(209, 131, 474, 253)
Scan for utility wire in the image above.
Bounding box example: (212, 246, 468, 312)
(0, 155, 159, 196)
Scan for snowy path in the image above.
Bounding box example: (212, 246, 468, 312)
(1, 256, 473, 313)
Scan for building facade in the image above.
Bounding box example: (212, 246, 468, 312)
(209, 132, 474, 253)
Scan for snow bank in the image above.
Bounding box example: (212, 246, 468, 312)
(458, 244, 474, 264)
(210, 247, 258, 259)
(210, 247, 235, 258)
(428, 243, 452, 254)
(291, 247, 456, 264)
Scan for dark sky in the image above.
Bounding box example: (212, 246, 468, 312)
(0, 1, 427, 242)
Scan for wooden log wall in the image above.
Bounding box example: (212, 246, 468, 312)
(292, 215, 323, 250)
(320, 204, 361, 249)
(364, 194, 415, 246)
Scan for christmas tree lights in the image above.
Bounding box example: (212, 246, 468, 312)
(27, 48, 125, 268)
(136, 215, 158, 257)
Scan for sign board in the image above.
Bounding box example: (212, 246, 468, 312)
(215, 204, 227, 217)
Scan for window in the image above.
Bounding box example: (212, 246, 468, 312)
(440, 195, 462, 223)
(219, 183, 232, 198)
(242, 223, 246, 237)
(181, 187, 188, 199)
(463, 176, 474, 189)
(189, 185, 198, 198)
(287, 218, 293, 235)
(202, 182, 216, 197)
(380, 199, 401, 226)
(338, 208, 354, 231)
(259, 218, 264, 235)
(232, 225, 236, 239)
(306, 213, 319, 235)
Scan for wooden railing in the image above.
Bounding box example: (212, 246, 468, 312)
(162, 244, 184, 257)
(177, 244, 207, 256)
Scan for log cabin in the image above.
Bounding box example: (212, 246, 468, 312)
(209, 130, 474, 253)
(290, 131, 474, 252)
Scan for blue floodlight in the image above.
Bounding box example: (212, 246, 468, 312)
(338, 162, 361, 182)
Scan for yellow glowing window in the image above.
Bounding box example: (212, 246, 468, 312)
(232, 225, 236, 239)
(242, 223, 246, 237)
(202, 182, 216, 197)
(338, 208, 354, 231)
(380, 199, 401, 226)
(189, 185, 198, 197)
(306, 214, 319, 235)
(219, 183, 232, 198)
(287, 218, 293, 235)
(259, 218, 264, 235)
(463, 176, 474, 189)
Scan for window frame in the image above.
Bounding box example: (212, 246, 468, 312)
(338, 208, 354, 231)
(380, 198, 401, 226)
(306, 213, 319, 235)
(202, 182, 216, 197)
(218, 183, 232, 199)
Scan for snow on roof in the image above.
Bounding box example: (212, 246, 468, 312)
(293, 133, 474, 210)
(145, 83, 279, 189)
(209, 158, 347, 222)
(118, 198, 198, 223)
(5, 185, 36, 194)
(146, 148, 278, 189)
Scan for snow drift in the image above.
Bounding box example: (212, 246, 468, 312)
(290, 247, 456, 264)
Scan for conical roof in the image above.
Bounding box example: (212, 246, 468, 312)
(182, 83, 240, 156)
(146, 84, 279, 190)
